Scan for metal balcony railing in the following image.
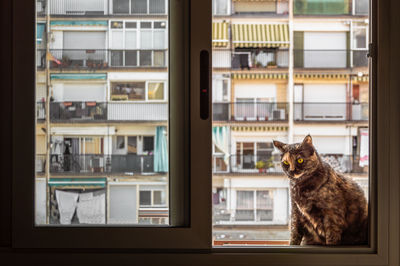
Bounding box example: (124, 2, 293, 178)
(213, 102, 288, 122)
(294, 50, 368, 68)
(37, 49, 167, 69)
(294, 0, 352, 16)
(37, 102, 46, 120)
(232, 0, 289, 16)
(36, 0, 167, 16)
(294, 102, 368, 121)
(50, 102, 107, 121)
(231, 50, 289, 70)
(212, 154, 368, 175)
(37, 154, 156, 174)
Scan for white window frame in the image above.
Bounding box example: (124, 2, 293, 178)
(111, 0, 168, 15)
(233, 189, 274, 225)
(109, 80, 167, 102)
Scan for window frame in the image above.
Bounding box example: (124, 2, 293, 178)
(4, 0, 400, 265)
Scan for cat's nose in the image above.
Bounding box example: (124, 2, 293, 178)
(289, 165, 295, 171)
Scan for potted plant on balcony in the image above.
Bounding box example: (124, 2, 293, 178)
(266, 61, 277, 69)
(61, 56, 71, 67)
(266, 157, 275, 173)
(255, 160, 266, 173)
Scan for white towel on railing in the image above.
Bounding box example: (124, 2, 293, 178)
(56, 190, 79, 225)
(76, 193, 105, 224)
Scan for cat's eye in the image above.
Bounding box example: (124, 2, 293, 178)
(283, 161, 289, 165)
(297, 158, 304, 164)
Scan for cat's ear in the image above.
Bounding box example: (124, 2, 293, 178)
(273, 140, 287, 153)
(302, 135, 313, 147)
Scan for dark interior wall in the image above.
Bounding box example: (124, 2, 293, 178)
(0, 0, 12, 248)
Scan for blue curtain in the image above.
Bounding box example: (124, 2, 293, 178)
(154, 126, 168, 172)
(212, 126, 229, 164)
(37, 23, 45, 44)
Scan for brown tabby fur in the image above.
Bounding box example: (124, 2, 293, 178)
(273, 135, 368, 245)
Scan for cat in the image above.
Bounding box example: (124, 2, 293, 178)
(273, 135, 368, 245)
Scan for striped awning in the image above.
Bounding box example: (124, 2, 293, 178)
(231, 126, 288, 132)
(48, 178, 106, 188)
(213, 22, 229, 48)
(232, 24, 289, 48)
(352, 75, 369, 82)
(232, 73, 288, 80)
(294, 73, 349, 79)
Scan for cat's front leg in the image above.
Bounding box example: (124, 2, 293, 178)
(290, 202, 304, 245)
(323, 212, 345, 245)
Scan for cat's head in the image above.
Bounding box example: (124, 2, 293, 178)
(272, 135, 320, 180)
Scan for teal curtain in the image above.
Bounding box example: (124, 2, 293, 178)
(212, 126, 229, 164)
(37, 23, 45, 44)
(154, 126, 168, 172)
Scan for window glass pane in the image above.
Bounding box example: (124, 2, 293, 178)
(132, 0, 148, 14)
(140, 51, 152, 66)
(111, 51, 123, 66)
(140, 191, 152, 205)
(125, 31, 137, 49)
(154, 31, 166, 49)
(127, 136, 138, 154)
(143, 136, 154, 153)
(111, 31, 124, 49)
(36, 0, 169, 228)
(148, 82, 164, 100)
(126, 22, 137, 29)
(113, 0, 129, 14)
(125, 51, 138, 66)
(140, 30, 153, 49)
(153, 51, 165, 67)
(111, 82, 145, 101)
(212, 0, 369, 246)
(150, 0, 166, 14)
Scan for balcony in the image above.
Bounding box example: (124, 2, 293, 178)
(232, 0, 289, 16)
(294, 102, 368, 121)
(212, 154, 368, 175)
(37, 101, 168, 122)
(231, 50, 289, 70)
(294, 50, 368, 68)
(50, 102, 107, 121)
(294, 0, 351, 16)
(36, 154, 157, 174)
(107, 102, 168, 121)
(213, 102, 288, 122)
(37, 49, 167, 70)
(36, 0, 167, 16)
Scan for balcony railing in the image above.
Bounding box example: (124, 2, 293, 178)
(36, 0, 167, 16)
(37, 49, 167, 69)
(213, 102, 288, 122)
(212, 154, 368, 175)
(294, 102, 368, 121)
(37, 101, 168, 122)
(231, 50, 289, 70)
(232, 0, 289, 16)
(294, 50, 368, 68)
(107, 102, 168, 121)
(36, 154, 157, 174)
(294, 0, 351, 16)
(50, 102, 107, 121)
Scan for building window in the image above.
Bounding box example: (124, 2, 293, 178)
(127, 136, 138, 154)
(235, 190, 273, 222)
(143, 136, 155, 153)
(213, 0, 229, 15)
(113, 0, 166, 14)
(111, 81, 166, 101)
(117, 136, 125, 150)
(140, 190, 166, 206)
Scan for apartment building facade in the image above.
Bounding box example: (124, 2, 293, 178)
(35, 0, 169, 225)
(211, 0, 369, 243)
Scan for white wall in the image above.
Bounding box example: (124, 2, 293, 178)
(234, 84, 277, 100)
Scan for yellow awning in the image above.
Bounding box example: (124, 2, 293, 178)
(294, 73, 349, 79)
(352, 75, 369, 82)
(232, 24, 289, 48)
(212, 22, 229, 48)
(232, 73, 288, 80)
